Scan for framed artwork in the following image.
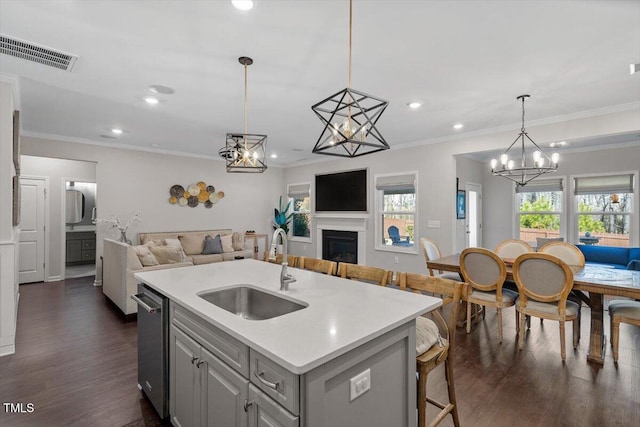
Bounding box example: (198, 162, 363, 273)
(456, 189, 466, 220)
(13, 110, 20, 173)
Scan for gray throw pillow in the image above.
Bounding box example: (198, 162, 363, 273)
(202, 235, 223, 255)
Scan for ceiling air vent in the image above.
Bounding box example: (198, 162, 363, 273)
(0, 34, 78, 72)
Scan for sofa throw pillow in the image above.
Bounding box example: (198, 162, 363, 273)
(179, 234, 205, 255)
(232, 232, 245, 251)
(165, 238, 187, 261)
(132, 245, 159, 267)
(220, 234, 234, 253)
(149, 245, 184, 265)
(202, 235, 223, 255)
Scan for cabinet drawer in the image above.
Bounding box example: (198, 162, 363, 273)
(250, 350, 299, 415)
(171, 302, 249, 377)
(249, 384, 298, 427)
(82, 239, 96, 250)
(81, 250, 95, 261)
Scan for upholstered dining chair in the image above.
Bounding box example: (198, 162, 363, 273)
(538, 242, 586, 340)
(397, 272, 467, 427)
(494, 239, 533, 259)
(609, 300, 640, 363)
(459, 247, 516, 343)
(512, 253, 579, 361)
(419, 237, 462, 281)
(298, 257, 337, 275)
(338, 263, 389, 286)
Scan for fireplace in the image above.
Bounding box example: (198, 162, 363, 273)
(322, 230, 358, 264)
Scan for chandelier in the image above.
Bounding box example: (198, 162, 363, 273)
(220, 56, 267, 173)
(311, 0, 389, 158)
(490, 95, 559, 186)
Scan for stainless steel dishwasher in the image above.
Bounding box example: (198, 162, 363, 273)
(131, 283, 169, 419)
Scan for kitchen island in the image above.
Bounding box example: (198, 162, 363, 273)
(135, 259, 441, 427)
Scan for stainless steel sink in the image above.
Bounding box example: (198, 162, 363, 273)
(197, 286, 307, 320)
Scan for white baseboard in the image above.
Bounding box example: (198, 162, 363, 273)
(0, 344, 16, 357)
(47, 275, 62, 282)
(93, 279, 102, 287)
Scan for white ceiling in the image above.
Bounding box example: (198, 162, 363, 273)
(1, 0, 639, 166)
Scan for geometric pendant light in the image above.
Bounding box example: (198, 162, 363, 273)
(490, 94, 559, 186)
(220, 56, 267, 173)
(311, 0, 389, 158)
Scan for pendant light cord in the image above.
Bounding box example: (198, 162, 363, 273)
(348, 0, 352, 89)
(244, 62, 248, 142)
(520, 96, 526, 133)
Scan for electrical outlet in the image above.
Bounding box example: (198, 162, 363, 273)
(349, 369, 371, 401)
(394, 256, 399, 264)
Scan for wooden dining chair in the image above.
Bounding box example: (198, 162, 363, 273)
(459, 247, 516, 343)
(420, 237, 462, 281)
(298, 257, 337, 275)
(609, 300, 640, 363)
(494, 239, 533, 259)
(512, 253, 579, 361)
(264, 252, 300, 268)
(338, 263, 389, 285)
(538, 241, 586, 338)
(397, 272, 468, 427)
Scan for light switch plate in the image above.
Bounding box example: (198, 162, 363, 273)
(349, 368, 371, 401)
(428, 220, 440, 228)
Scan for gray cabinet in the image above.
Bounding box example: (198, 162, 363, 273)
(65, 231, 95, 266)
(169, 301, 415, 427)
(171, 326, 249, 427)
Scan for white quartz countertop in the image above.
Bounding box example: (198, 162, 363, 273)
(135, 259, 441, 374)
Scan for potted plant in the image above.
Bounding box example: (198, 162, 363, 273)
(273, 196, 293, 245)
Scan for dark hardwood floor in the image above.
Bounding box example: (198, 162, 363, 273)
(0, 277, 638, 426)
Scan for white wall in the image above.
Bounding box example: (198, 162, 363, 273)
(21, 136, 284, 284)
(20, 156, 96, 281)
(0, 79, 19, 356)
(481, 144, 640, 249)
(284, 108, 640, 275)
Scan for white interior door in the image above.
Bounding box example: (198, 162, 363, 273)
(465, 182, 482, 248)
(19, 177, 46, 284)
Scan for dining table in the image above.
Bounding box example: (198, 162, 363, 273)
(427, 253, 640, 364)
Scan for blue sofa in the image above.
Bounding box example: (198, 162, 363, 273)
(577, 245, 640, 270)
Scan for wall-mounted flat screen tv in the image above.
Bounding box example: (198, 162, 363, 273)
(315, 169, 367, 212)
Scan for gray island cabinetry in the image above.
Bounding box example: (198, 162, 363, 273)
(135, 259, 440, 427)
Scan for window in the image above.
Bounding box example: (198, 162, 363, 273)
(375, 172, 417, 252)
(288, 183, 311, 241)
(574, 174, 634, 247)
(516, 178, 564, 245)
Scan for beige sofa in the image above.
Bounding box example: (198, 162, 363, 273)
(103, 229, 253, 315)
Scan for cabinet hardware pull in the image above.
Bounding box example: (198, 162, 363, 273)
(191, 356, 199, 365)
(243, 399, 254, 412)
(254, 370, 280, 390)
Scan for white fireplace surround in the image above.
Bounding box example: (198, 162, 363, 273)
(315, 213, 368, 265)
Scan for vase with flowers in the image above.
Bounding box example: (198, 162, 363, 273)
(95, 212, 142, 245)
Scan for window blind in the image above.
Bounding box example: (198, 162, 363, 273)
(287, 183, 310, 198)
(574, 174, 634, 195)
(515, 178, 563, 193)
(375, 174, 416, 193)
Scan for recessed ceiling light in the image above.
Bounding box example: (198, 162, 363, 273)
(111, 128, 123, 135)
(232, 0, 254, 11)
(407, 101, 422, 109)
(270, 154, 277, 158)
(144, 96, 159, 105)
(453, 123, 464, 130)
(149, 85, 175, 95)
